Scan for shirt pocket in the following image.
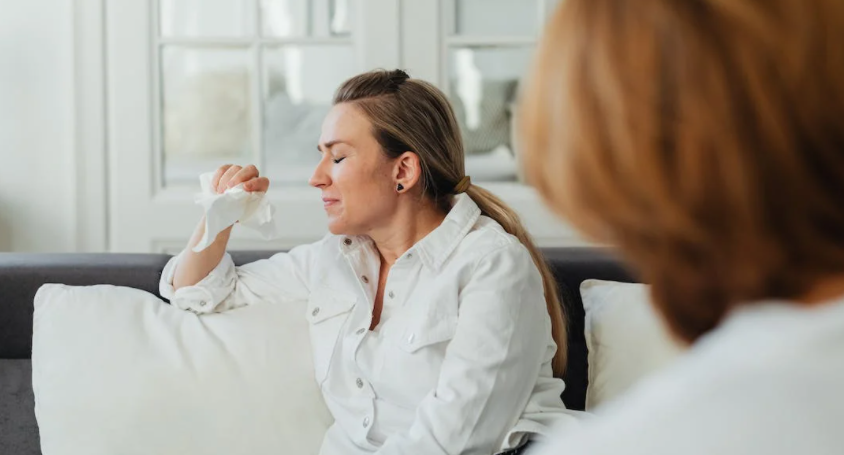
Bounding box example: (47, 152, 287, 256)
(306, 287, 357, 384)
(380, 311, 458, 408)
(396, 312, 458, 353)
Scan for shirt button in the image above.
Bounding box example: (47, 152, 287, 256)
(407, 253, 413, 259)
(343, 238, 352, 246)
(361, 275, 369, 284)
(356, 378, 364, 389)
(356, 328, 366, 335)
(363, 417, 370, 428)
(388, 291, 395, 299)
(311, 307, 320, 317)
(199, 301, 207, 307)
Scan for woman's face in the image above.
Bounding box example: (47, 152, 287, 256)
(311, 102, 398, 236)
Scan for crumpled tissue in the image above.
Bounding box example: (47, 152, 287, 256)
(192, 172, 281, 252)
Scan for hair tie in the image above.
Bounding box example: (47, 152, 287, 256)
(454, 176, 472, 194)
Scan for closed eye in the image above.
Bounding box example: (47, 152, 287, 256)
(333, 157, 346, 164)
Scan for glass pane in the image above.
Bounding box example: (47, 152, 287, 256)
(261, 0, 309, 37)
(261, 0, 355, 37)
(161, 47, 253, 184)
(448, 46, 533, 181)
(454, 0, 539, 37)
(159, 0, 255, 37)
(262, 45, 358, 184)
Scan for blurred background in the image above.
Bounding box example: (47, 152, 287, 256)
(0, 0, 582, 254)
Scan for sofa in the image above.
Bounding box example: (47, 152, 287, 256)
(0, 248, 635, 454)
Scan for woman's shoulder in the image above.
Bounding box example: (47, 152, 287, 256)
(455, 216, 534, 268)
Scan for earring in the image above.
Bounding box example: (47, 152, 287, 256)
(397, 183, 404, 192)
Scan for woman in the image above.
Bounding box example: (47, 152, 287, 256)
(161, 70, 581, 455)
(522, 0, 844, 454)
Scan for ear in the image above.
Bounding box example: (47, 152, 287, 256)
(393, 151, 422, 192)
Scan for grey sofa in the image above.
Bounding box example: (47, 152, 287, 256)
(0, 248, 635, 454)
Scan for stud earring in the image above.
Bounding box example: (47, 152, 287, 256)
(397, 183, 404, 192)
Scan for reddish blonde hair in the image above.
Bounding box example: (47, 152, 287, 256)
(521, 0, 844, 342)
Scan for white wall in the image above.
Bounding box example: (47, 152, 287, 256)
(0, 0, 76, 252)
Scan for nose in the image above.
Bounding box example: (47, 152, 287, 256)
(309, 156, 331, 189)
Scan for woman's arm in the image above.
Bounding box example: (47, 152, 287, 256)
(160, 236, 320, 314)
(173, 217, 232, 290)
(376, 243, 555, 455)
(161, 163, 317, 313)
(172, 164, 268, 290)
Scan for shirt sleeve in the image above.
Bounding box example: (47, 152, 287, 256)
(159, 240, 320, 314)
(375, 242, 554, 455)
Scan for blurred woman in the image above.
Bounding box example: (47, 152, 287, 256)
(521, 0, 844, 454)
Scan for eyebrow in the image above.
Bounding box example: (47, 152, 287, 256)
(317, 140, 351, 152)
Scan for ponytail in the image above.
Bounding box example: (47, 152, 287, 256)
(466, 184, 568, 376)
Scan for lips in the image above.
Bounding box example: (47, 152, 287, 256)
(322, 197, 339, 208)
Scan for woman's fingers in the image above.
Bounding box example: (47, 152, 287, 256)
(217, 165, 242, 193)
(211, 164, 233, 191)
(228, 165, 260, 190)
(243, 176, 270, 193)
(212, 164, 267, 193)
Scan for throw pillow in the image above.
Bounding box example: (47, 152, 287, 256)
(32, 284, 332, 455)
(581, 279, 685, 410)
(450, 79, 518, 155)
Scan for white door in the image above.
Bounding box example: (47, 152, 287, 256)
(106, 0, 580, 253)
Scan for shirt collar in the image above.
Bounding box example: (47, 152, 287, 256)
(410, 194, 482, 270)
(338, 194, 482, 271)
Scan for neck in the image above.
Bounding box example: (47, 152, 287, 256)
(369, 200, 447, 266)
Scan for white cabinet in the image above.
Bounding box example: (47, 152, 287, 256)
(105, 0, 580, 253)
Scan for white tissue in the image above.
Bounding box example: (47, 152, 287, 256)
(192, 172, 281, 253)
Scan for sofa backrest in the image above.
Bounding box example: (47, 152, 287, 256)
(0, 248, 636, 454)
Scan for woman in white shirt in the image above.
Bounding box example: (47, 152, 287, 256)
(161, 70, 582, 455)
(519, 0, 844, 454)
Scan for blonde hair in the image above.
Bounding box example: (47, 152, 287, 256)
(521, 0, 844, 342)
(335, 69, 568, 375)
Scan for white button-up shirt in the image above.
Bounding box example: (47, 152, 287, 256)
(160, 194, 585, 455)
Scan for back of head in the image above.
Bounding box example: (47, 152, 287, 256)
(521, 0, 844, 342)
(335, 69, 569, 375)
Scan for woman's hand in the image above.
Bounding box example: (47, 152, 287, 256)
(211, 164, 270, 194)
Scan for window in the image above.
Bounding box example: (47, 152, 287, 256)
(156, 0, 359, 187)
(443, 0, 560, 182)
(105, 0, 579, 252)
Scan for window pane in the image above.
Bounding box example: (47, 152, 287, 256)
(161, 47, 253, 185)
(260, 0, 309, 37)
(454, 0, 539, 37)
(262, 45, 357, 184)
(159, 0, 256, 37)
(261, 0, 355, 37)
(448, 46, 533, 182)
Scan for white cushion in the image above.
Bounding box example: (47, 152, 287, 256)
(581, 280, 685, 410)
(32, 284, 332, 455)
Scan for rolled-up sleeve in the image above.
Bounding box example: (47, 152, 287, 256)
(159, 241, 319, 314)
(375, 243, 552, 455)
